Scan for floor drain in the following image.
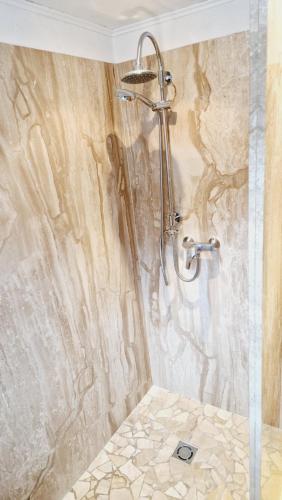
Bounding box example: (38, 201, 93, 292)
(172, 441, 198, 464)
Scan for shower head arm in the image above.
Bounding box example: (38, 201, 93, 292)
(136, 32, 164, 71)
(134, 91, 156, 109)
(135, 32, 165, 93)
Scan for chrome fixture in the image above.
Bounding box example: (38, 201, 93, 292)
(121, 32, 162, 88)
(116, 89, 171, 111)
(178, 237, 220, 282)
(182, 237, 220, 254)
(121, 68, 157, 84)
(116, 31, 220, 285)
(116, 89, 136, 102)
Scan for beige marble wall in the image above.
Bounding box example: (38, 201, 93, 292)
(113, 32, 249, 416)
(0, 44, 151, 500)
(263, 0, 282, 428)
(0, 32, 251, 500)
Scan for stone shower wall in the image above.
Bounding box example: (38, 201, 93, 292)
(0, 30, 250, 500)
(113, 32, 249, 416)
(263, 0, 282, 428)
(0, 44, 151, 500)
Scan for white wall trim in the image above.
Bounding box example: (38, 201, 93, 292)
(113, 0, 235, 36)
(0, 0, 249, 63)
(0, 0, 113, 61)
(0, 0, 112, 35)
(113, 0, 250, 63)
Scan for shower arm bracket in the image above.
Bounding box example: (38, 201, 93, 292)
(153, 100, 172, 111)
(182, 236, 220, 270)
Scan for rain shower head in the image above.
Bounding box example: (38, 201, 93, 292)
(121, 67, 157, 84)
(120, 32, 164, 89)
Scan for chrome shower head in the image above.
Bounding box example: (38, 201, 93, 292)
(116, 88, 156, 110)
(121, 33, 163, 86)
(116, 89, 136, 102)
(121, 67, 157, 84)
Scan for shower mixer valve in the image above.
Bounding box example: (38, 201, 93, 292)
(182, 236, 220, 270)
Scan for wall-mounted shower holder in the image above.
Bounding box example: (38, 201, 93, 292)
(182, 236, 220, 270)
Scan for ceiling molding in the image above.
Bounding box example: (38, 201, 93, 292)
(0, 0, 113, 61)
(0, 0, 112, 35)
(113, 0, 249, 63)
(112, 0, 234, 36)
(0, 0, 249, 63)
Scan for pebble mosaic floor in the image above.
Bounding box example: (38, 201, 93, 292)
(63, 386, 282, 499)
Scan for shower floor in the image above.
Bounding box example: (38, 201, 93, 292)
(63, 386, 282, 500)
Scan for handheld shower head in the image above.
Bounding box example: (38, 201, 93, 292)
(116, 89, 136, 102)
(116, 89, 156, 110)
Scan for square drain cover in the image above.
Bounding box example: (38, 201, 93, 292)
(172, 441, 198, 464)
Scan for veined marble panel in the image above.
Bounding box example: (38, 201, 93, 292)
(0, 44, 151, 500)
(263, 0, 282, 428)
(113, 33, 249, 416)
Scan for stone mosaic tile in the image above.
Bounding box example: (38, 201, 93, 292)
(64, 386, 282, 499)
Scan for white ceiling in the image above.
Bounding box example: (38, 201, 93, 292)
(25, 0, 208, 29)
